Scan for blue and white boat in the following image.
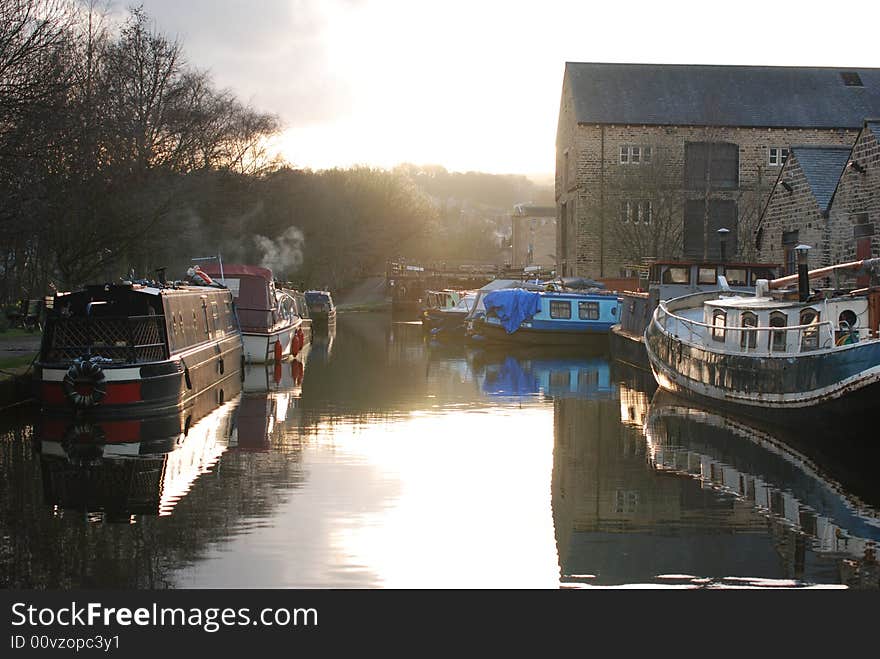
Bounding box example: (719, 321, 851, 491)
(645, 256, 880, 416)
(468, 288, 621, 346)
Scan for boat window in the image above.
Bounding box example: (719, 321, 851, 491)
(769, 311, 787, 351)
(711, 309, 726, 342)
(740, 311, 757, 349)
(751, 268, 776, 285)
(839, 309, 857, 329)
(800, 308, 820, 351)
(661, 266, 690, 285)
(725, 268, 747, 286)
(550, 300, 572, 319)
(698, 267, 717, 285)
(578, 301, 599, 320)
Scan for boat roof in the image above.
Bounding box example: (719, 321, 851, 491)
(707, 295, 835, 310)
(200, 263, 273, 280)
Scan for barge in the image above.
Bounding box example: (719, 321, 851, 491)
(36, 279, 243, 416)
(645, 254, 880, 417)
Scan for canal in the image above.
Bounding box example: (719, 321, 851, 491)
(1, 313, 878, 588)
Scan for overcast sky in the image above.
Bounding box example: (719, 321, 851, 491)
(123, 0, 880, 179)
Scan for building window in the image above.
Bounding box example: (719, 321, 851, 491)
(620, 145, 652, 165)
(578, 301, 599, 320)
(712, 309, 726, 342)
(770, 311, 787, 352)
(550, 300, 571, 319)
(619, 200, 652, 224)
(740, 312, 757, 349)
(685, 142, 739, 189)
(769, 148, 789, 166)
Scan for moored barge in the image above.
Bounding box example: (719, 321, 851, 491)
(645, 255, 880, 416)
(37, 280, 243, 416)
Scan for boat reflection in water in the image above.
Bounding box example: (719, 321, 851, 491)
(471, 347, 616, 401)
(237, 345, 309, 452)
(34, 382, 241, 521)
(553, 361, 880, 588)
(645, 390, 880, 587)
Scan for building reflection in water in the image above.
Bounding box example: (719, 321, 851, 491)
(552, 361, 880, 588)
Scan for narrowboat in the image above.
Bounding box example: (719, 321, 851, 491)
(305, 290, 336, 327)
(645, 254, 880, 416)
(468, 288, 621, 346)
(201, 264, 306, 363)
(610, 260, 778, 369)
(36, 276, 243, 417)
(425, 292, 477, 340)
(422, 289, 470, 330)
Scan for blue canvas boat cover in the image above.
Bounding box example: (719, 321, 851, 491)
(483, 289, 542, 333)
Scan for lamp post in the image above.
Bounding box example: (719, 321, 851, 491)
(717, 227, 730, 263)
(795, 244, 811, 302)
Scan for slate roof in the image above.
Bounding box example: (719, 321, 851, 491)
(868, 120, 880, 143)
(565, 63, 880, 128)
(790, 146, 852, 212)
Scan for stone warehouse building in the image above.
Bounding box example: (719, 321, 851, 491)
(555, 63, 880, 279)
(757, 120, 880, 275)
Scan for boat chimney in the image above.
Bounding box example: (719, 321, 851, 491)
(796, 244, 811, 302)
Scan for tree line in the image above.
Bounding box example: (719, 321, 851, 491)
(0, 2, 550, 308)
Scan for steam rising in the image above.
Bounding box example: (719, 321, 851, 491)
(254, 226, 305, 279)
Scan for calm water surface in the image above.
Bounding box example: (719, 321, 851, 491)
(2, 313, 879, 588)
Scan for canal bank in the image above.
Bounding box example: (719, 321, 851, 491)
(0, 332, 39, 408)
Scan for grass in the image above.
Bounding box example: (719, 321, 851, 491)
(336, 301, 391, 313)
(0, 327, 41, 341)
(0, 352, 37, 373)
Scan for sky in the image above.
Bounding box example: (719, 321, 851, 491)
(121, 0, 880, 180)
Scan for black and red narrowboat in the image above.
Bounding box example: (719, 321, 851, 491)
(36, 279, 243, 416)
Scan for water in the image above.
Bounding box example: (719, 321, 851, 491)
(1, 313, 879, 589)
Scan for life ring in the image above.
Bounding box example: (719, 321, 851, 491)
(62, 357, 108, 408)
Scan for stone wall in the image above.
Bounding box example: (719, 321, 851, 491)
(826, 127, 880, 266)
(555, 97, 858, 278)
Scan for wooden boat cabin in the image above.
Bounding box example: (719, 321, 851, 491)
(37, 281, 243, 416)
(201, 264, 306, 363)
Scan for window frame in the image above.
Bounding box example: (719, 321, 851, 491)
(711, 309, 727, 342)
(769, 147, 789, 167)
(769, 311, 788, 352)
(740, 311, 758, 350)
(578, 301, 600, 320)
(549, 299, 572, 319)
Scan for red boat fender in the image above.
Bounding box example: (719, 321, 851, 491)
(274, 339, 283, 362)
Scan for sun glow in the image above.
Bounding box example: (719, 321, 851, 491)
(314, 407, 560, 588)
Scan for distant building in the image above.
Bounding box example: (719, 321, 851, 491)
(757, 120, 880, 273)
(511, 204, 556, 270)
(556, 63, 880, 278)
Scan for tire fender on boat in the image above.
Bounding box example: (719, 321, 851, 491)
(61, 357, 108, 408)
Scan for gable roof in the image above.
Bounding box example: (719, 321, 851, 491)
(565, 63, 880, 128)
(868, 120, 880, 143)
(791, 145, 853, 212)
